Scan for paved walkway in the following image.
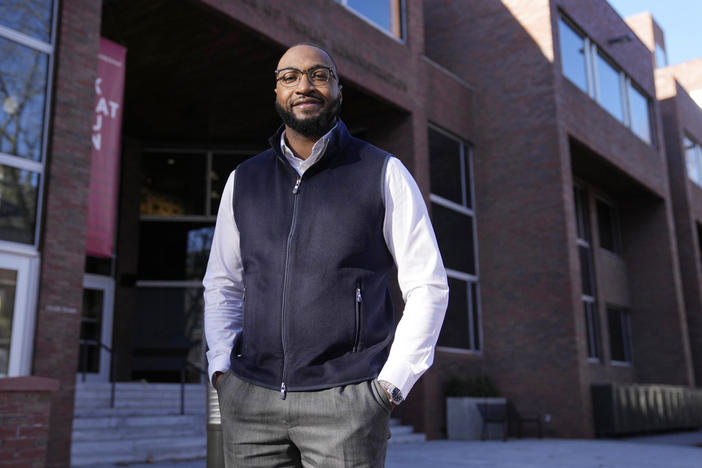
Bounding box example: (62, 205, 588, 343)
(94, 430, 702, 468)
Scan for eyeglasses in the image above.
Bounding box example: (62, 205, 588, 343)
(274, 66, 336, 87)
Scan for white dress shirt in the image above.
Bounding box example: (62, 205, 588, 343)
(203, 126, 448, 398)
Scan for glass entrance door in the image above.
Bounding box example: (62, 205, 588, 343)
(78, 274, 114, 381)
(0, 251, 39, 377)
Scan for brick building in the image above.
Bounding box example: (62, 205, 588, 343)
(0, 0, 700, 466)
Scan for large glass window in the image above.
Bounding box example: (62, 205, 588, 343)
(574, 184, 601, 360)
(0, 1, 53, 249)
(559, 18, 588, 93)
(558, 13, 654, 145)
(428, 126, 480, 351)
(336, 0, 404, 39)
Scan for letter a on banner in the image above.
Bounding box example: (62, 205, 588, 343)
(86, 38, 126, 258)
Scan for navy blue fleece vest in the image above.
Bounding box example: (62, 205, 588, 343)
(230, 121, 395, 392)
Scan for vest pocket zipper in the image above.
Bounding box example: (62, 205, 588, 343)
(353, 282, 362, 352)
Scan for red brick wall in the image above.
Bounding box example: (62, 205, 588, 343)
(424, 0, 589, 437)
(33, 1, 102, 466)
(0, 377, 59, 468)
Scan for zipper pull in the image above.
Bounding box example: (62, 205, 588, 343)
(280, 382, 287, 400)
(356, 287, 362, 303)
(292, 178, 301, 194)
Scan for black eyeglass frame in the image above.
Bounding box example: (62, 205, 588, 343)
(274, 66, 337, 87)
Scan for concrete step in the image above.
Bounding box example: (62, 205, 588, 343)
(389, 432, 426, 443)
(74, 406, 205, 417)
(70, 436, 206, 467)
(72, 423, 205, 442)
(73, 413, 205, 429)
(75, 397, 204, 409)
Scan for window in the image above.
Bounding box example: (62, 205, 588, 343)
(595, 53, 624, 122)
(685, 135, 702, 187)
(574, 185, 601, 359)
(607, 306, 633, 363)
(595, 199, 622, 254)
(558, 14, 654, 145)
(136, 148, 253, 380)
(0, 3, 54, 246)
(558, 17, 588, 93)
(336, 0, 404, 39)
(428, 126, 480, 351)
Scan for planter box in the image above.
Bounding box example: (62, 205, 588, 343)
(446, 397, 507, 440)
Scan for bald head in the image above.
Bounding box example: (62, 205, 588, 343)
(277, 43, 338, 77)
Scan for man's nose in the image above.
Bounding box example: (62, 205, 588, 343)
(295, 72, 314, 92)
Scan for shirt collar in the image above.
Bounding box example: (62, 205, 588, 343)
(280, 122, 338, 176)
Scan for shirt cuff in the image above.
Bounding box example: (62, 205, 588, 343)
(377, 361, 416, 399)
(207, 353, 231, 386)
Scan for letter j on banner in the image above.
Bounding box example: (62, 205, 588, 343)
(86, 38, 126, 258)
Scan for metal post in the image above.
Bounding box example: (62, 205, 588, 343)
(206, 381, 224, 468)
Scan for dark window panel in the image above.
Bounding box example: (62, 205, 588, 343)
(438, 277, 469, 349)
(0, 165, 39, 244)
(579, 245, 594, 297)
(596, 200, 621, 253)
(584, 300, 600, 359)
(0, 36, 49, 162)
(431, 202, 476, 275)
(573, 186, 591, 241)
(0, 0, 53, 43)
(429, 127, 463, 205)
(607, 307, 632, 362)
(141, 153, 207, 216)
(210, 153, 251, 215)
(138, 221, 214, 281)
(0, 268, 18, 375)
(463, 150, 473, 209)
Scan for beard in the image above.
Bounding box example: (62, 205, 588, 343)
(275, 94, 342, 139)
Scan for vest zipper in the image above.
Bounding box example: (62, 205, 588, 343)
(280, 176, 302, 400)
(353, 282, 362, 352)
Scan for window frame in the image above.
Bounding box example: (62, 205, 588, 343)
(594, 196, 623, 256)
(0, 1, 58, 250)
(684, 134, 702, 188)
(335, 0, 406, 42)
(428, 124, 481, 354)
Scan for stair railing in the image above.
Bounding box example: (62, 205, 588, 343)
(78, 340, 117, 408)
(180, 361, 208, 415)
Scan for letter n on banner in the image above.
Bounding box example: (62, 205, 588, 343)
(86, 38, 126, 258)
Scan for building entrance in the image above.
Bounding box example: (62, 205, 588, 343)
(77, 274, 115, 382)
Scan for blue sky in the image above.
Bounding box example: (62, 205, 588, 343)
(608, 0, 702, 65)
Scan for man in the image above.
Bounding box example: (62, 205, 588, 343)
(204, 43, 448, 467)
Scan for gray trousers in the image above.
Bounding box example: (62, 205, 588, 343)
(217, 371, 392, 467)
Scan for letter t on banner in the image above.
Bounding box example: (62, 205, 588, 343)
(86, 38, 126, 258)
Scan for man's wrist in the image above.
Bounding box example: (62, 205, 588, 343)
(378, 379, 404, 407)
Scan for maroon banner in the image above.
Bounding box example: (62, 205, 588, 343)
(86, 38, 126, 258)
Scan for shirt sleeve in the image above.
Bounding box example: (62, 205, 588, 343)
(203, 170, 244, 385)
(377, 157, 449, 398)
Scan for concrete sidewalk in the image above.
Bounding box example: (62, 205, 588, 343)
(91, 430, 702, 468)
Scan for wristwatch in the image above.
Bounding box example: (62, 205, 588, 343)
(378, 380, 404, 406)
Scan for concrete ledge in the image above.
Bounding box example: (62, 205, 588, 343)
(0, 375, 60, 392)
